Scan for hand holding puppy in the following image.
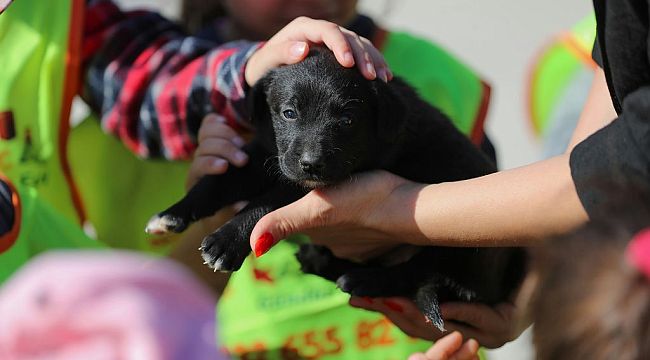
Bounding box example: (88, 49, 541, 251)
(250, 170, 420, 259)
(408, 331, 479, 360)
(349, 296, 520, 351)
(186, 114, 249, 190)
(245, 16, 391, 86)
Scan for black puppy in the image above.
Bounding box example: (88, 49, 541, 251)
(146, 47, 524, 330)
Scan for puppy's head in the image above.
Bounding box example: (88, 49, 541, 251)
(250, 47, 405, 188)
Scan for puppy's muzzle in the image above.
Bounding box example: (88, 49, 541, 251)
(298, 152, 325, 177)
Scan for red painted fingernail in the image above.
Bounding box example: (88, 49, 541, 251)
(362, 297, 373, 304)
(254, 232, 275, 257)
(383, 300, 404, 313)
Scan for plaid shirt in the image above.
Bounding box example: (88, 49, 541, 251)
(83, 1, 261, 160)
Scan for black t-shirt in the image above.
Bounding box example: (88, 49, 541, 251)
(569, 0, 650, 216)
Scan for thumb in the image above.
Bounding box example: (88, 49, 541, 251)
(246, 41, 309, 85)
(250, 191, 328, 257)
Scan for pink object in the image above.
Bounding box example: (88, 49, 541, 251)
(0, 0, 12, 14)
(0, 250, 226, 360)
(627, 228, 650, 280)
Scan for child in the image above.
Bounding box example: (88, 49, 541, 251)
(179, 0, 498, 358)
(0, 0, 384, 279)
(531, 216, 650, 359)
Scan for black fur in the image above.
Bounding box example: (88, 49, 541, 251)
(147, 48, 525, 329)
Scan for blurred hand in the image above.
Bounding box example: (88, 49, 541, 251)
(349, 296, 523, 349)
(439, 302, 521, 349)
(186, 114, 249, 190)
(409, 332, 479, 360)
(249, 170, 422, 260)
(245, 16, 391, 86)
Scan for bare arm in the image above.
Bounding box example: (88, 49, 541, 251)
(250, 68, 616, 255)
(404, 68, 616, 247)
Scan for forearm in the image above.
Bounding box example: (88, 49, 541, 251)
(83, 1, 259, 160)
(387, 68, 613, 247)
(391, 154, 587, 247)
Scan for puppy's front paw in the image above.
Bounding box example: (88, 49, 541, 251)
(200, 227, 250, 272)
(145, 213, 188, 235)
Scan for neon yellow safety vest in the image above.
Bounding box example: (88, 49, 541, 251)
(528, 14, 597, 137)
(218, 29, 490, 360)
(68, 116, 189, 253)
(0, 0, 190, 282)
(0, 0, 105, 282)
(0, 0, 85, 224)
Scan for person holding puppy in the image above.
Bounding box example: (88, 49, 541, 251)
(245, 0, 650, 350)
(0, 2, 390, 352)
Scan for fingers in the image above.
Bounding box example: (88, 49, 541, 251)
(408, 332, 479, 360)
(280, 17, 355, 67)
(441, 302, 494, 330)
(340, 28, 390, 81)
(452, 339, 480, 360)
(198, 114, 246, 145)
(245, 40, 310, 85)
(441, 301, 515, 330)
(441, 302, 517, 349)
(195, 138, 248, 167)
(426, 334, 479, 360)
(349, 297, 441, 341)
(186, 114, 248, 189)
(249, 189, 333, 256)
(424, 331, 464, 359)
(245, 17, 390, 85)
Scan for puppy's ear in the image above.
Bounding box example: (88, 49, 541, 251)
(247, 74, 273, 128)
(371, 79, 408, 144)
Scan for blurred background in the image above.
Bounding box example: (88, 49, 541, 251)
(114, 1, 595, 358)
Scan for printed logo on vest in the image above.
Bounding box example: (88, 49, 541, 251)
(0, 111, 16, 140)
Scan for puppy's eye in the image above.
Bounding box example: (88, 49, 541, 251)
(340, 115, 353, 127)
(282, 109, 297, 120)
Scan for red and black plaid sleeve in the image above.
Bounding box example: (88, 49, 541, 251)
(83, 0, 261, 160)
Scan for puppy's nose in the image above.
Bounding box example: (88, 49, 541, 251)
(299, 154, 325, 175)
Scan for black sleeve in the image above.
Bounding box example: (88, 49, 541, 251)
(592, 36, 603, 68)
(570, 86, 650, 217)
(0, 179, 16, 236)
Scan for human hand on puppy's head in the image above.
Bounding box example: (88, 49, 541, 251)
(245, 17, 392, 86)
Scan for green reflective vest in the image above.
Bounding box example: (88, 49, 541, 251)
(217, 30, 490, 360)
(0, 0, 189, 282)
(528, 14, 597, 137)
(0, 0, 104, 282)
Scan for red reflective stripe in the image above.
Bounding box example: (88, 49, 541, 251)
(525, 36, 553, 138)
(559, 32, 598, 70)
(59, 0, 87, 225)
(0, 175, 21, 254)
(526, 32, 598, 138)
(372, 27, 388, 51)
(470, 80, 491, 145)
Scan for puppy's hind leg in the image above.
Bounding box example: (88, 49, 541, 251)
(296, 244, 366, 282)
(338, 264, 446, 331)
